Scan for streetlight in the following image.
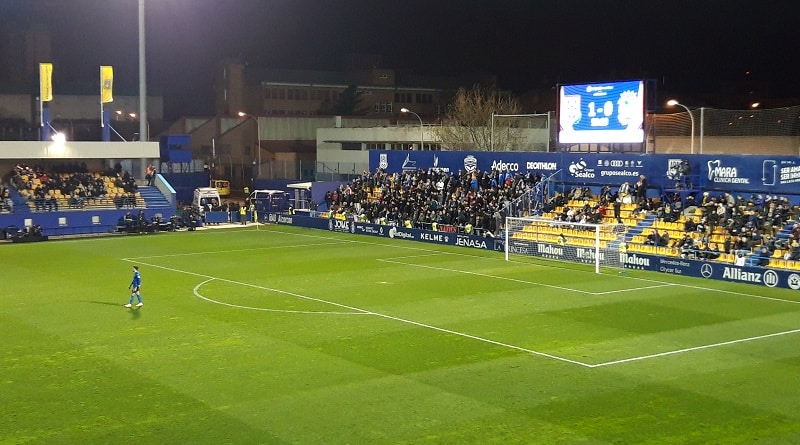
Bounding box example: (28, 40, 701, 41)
(401, 107, 424, 151)
(238, 112, 261, 177)
(667, 99, 694, 154)
(129, 113, 150, 141)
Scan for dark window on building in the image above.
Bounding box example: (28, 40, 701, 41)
(341, 142, 361, 150)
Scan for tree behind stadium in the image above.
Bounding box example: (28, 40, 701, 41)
(435, 83, 522, 151)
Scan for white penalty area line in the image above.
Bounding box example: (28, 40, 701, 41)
(192, 279, 365, 315)
(124, 229, 800, 368)
(122, 259, 371, 316)
(588, 327, 800, 368)
(378, 253, 800, 367)
(377, 256, 677, 297)
(256, 225, 800, 306)
(124, 241, 350, 261)
(122, 257, 596, 368)
(378, 258, 596, 295)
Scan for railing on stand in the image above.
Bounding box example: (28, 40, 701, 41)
(501, 169, 561, 219)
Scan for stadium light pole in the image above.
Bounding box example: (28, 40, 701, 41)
(667, 100, 694, 154)
(238, 112, 261, 177)
(138, 0, 147, 177)
(401, 107, 424, 150)
(129, 113, 149, 141)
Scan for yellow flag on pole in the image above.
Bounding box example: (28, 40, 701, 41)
(40, 63, 53, 102)
(100, 66, 114, 103)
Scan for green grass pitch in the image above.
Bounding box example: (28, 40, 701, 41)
(3, 225, 800, 444)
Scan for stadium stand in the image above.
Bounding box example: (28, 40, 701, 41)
(317, 168, 546, 236)
(322, 166, 800, 271)
(9, 163, 144, 212)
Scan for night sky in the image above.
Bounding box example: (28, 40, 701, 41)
(2, 0, 798, 119)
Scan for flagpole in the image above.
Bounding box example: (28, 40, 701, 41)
(138, 0, 147, 176)
(39, 64, 43, 131)
(138, 0, 147, 135)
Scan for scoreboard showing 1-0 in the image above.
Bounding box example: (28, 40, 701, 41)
(558, 80, 645, 144)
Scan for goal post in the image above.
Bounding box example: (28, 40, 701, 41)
(504, 216, 626, 273)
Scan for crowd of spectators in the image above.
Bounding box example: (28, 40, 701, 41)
(321, 167, 798, 264)
(634, 186, 797, 265)
(0, 184, 12, 212)
(681, 193, 791, 254)
(321, 167, 798, 268)
(323, 168, 545, 236)
(8, 163, 139, 211)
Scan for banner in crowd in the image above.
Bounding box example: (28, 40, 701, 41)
(265, 213, 800, 291)
(369, 150, 800, 196)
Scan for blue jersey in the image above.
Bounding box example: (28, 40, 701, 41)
(131, 271, 142, 288)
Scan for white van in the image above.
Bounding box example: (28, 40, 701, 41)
(247, 189, 287, 213)
(193, 187, 221, 212)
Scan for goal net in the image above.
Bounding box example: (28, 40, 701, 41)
(504, 216, 626, 273)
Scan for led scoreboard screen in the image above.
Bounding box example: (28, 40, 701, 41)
(558, 80, 645, 144)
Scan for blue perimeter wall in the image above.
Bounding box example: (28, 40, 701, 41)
(263, 212, 800, 292)
(0, 208, 174, 237)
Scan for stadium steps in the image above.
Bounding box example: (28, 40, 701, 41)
(775, 220, 798, 239)
(8, 188, 32, 214)
(137, 186, 172, 208)
(624, 213, 655, 242)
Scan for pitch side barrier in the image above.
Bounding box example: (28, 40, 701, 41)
(505, 238, 799, 291)
(265, 212, 503, 251)
(0, 208, 174, 238)
(266, 212, 800, 291)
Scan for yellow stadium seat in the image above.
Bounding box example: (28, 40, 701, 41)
(772, 259, 787, 270)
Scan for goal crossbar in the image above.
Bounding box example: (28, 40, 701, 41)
(504, 217, 625, 273)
